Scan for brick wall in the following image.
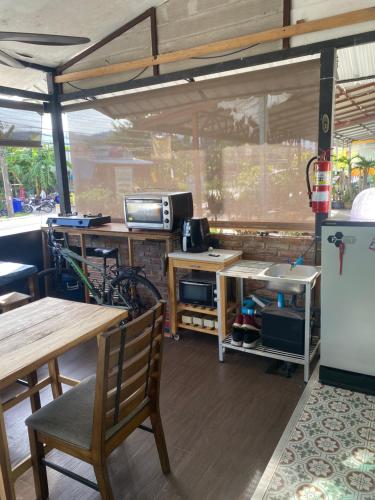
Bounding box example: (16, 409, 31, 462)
(69, 231, 314, 301)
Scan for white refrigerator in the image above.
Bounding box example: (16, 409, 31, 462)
(321, 219, 375, 389)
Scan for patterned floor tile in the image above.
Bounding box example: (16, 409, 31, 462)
(261, 382, 375, 500)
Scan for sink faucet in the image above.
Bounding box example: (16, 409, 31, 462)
(290, 255, 304, 270)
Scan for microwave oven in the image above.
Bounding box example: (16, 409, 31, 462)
(124, 192, 193, 231)
(179, 273, 217, 308)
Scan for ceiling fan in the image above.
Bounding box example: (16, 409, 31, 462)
(0, 32, 90, 68)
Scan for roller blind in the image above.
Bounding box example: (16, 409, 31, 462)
(66, 59, 319, 225)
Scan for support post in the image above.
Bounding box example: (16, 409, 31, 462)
(47, 72, 71, 215)
(316, 47, 336, 241)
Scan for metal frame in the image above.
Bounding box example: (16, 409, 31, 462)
(216, 268, 320, 383)
(57, 7, 159, 77)
(316, 46, 337, 238)
(282, 0, 291, 50)
(0, 98, 43, 113)
(46, 71, 71, 214)
(0, 85, 49, 102)
(338, 74, 375, 84)
(42, 459, 100, 491)
(58, 30, 375, 103)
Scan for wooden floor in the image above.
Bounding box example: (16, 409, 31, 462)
(4, 332, 305, 500)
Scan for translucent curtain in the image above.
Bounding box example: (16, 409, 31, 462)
(66, 59, 319, 224)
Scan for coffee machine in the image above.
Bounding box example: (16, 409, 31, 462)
(181, 218, 210, 253)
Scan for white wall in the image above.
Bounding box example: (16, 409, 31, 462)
(291, 0, 375, 47)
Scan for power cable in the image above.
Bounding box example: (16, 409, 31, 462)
(191, 43, 260, 60)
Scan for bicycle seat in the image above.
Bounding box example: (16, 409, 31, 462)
(118, 266, 143, 275)
(93, 247, 118, 259)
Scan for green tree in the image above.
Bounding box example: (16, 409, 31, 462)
(4, 146, 60, 196)
(355, 155, 375, 191)
(333, 154, 360, 203)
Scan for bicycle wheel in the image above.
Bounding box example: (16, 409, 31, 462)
(108, 274, 161, 318)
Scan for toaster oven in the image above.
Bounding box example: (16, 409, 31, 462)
(179, 273, 217, 308)
(124, 192, 193, 231)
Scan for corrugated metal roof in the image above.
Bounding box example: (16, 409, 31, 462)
(334, 43, 375, 142)
(337, 43, 375, 83)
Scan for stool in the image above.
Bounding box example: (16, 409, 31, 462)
(0, 292, 31, 313)
(0, 261, 38, 300)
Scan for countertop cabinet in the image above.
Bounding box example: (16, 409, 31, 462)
(168, 250, 242, 340)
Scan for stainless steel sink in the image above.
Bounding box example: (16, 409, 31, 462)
(263, 263, 318, 294)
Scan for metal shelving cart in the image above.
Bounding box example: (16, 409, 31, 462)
(216, 260, 321, 383)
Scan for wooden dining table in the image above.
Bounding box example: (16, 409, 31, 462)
(0, 297, 128, 500)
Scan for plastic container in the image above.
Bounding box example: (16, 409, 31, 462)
(192, 314, 204, 327)
(12, 198, 23, 213)
(261, 305, 305, 354)
(203, 316, 215, 329)
(181, 313, 194, 325)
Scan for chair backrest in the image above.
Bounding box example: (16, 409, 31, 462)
(92, 301, 166, 450)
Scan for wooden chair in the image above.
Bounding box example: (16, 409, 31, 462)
(0, 291, 31, 313)
(25, 301, 170, 499)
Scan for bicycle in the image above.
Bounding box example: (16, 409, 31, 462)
(40, 224, 162, 319)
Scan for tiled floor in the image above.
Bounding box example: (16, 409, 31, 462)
(254, 375, 375, 499)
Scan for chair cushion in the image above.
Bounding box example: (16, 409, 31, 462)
(0, 261, 37, 287)
(25, 375, 96, 450)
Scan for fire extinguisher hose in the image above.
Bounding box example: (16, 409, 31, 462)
(306, 156, 317, 205)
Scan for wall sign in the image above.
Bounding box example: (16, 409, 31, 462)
(322, 113, 330, 133)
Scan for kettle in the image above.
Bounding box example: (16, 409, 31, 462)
(182, 218, 210, 253)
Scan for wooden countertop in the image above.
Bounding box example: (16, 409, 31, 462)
(169, 249, 242, 263)
(41, 222, 180, 240)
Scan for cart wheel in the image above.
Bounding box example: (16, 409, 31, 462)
(173, 333, 180, 341)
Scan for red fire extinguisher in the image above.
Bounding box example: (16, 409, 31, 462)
(306, 153, 332, 213)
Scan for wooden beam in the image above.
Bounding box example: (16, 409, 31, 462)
(55, 7, 375, 84)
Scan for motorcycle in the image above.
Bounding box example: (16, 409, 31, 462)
(23, 197, 55, 214)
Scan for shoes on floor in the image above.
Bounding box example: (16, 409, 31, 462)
(243, 329, 260, 349)
(233, 313, 243, 328)
(231, 326, 244, 347)
(231, 313, 244, 346)
(242, 314, 260, 331)
(231, 313, 260, 347)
